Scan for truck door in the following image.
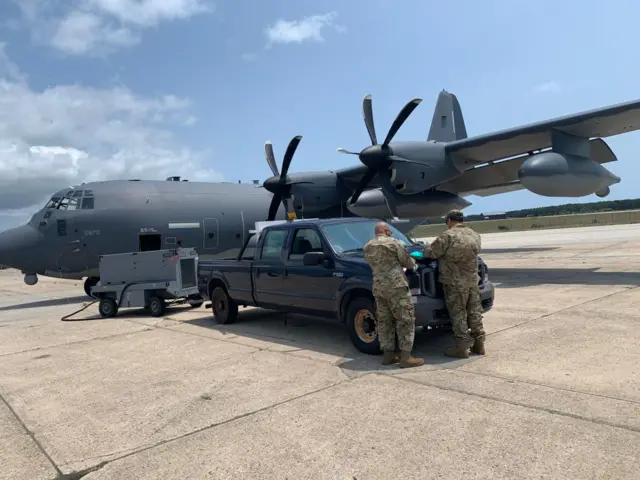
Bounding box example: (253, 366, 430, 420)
(283, 227, 340, 314)
(252, 228, 288, 308)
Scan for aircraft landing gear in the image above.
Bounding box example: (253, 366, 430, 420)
(84, 277, 99, 297)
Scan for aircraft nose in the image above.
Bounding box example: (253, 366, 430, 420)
(0, 225, 42, 270)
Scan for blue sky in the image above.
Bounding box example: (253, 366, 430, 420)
(1, 0, 639, 229)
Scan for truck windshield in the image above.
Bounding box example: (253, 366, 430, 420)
(321, 220, 414, 255)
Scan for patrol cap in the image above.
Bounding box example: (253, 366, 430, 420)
(445, 209, 464, 222)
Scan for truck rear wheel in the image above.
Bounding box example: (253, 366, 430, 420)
(211, 286, 238, 324)
(345, 296, 381, 355)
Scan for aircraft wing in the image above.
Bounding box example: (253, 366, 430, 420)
(445, 98, 640, 164)
(439, 138, 617, 197)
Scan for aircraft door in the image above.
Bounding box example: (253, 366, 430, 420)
(53, 216, 89, 275)
(203, 218, 219, 249)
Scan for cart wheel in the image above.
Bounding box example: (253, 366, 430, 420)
(99, 298, 118, 318)
(148, 296, 165, 317)
(211, 286, 238, 324)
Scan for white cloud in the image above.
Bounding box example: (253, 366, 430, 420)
(265, 12, 343, 46)
(0, 44, 222, 230)
(12, 0, 215, 56)
(533, 81, 561, 93)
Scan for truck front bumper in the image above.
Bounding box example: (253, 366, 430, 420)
(413, 281, 495, 328)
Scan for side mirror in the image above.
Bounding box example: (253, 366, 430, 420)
(303, 251, 325, 266)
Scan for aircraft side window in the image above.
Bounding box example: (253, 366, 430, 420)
(81, 197, 94, 209)
(289, 228, 323, 260)
(72, 190, 83, 197)
(84, 190, 94, 197)
(67, 197, 80, 210)
(259, 229, 287, 260)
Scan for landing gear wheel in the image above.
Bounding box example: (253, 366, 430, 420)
(148, 296, 166, 317)
(84, 277, 99, 297)
(346, 296, 381, 355)
(98, 298, 118, 318)
(211, 286, 238, 324)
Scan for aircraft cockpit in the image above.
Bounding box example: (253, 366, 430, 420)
(42, 189, 95, 214)
(32, 188, 96, 229)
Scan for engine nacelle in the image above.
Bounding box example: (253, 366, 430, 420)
(346, 189, 471, 219)
(518, 152, 620, 197)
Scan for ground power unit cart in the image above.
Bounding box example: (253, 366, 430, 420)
(90, 248, 201, 318)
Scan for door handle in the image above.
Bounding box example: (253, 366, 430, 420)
(267, 272, 278, 277)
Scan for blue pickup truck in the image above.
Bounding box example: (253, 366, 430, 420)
(197, 217, 495, 355)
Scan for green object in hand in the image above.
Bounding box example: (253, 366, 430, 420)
(410, 251, 424, 259)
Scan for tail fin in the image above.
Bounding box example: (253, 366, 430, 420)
(427, 90, 468, 142)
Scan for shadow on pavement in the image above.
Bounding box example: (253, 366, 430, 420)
(490, 268, 640, 287)
(183, 308, 464, 373)
(0, 295, 88, 311)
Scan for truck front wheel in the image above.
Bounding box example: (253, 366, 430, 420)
(211, 286, 238, 324)
(345, 297, 381, 355)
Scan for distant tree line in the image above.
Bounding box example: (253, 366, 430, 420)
(419, 198, 640, 224)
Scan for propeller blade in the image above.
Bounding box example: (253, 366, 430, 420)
(349, 168, 376, 205)
(388, 154, 428, 165)
(264, 141, 279, 177)
(267, 194, 281, 221)
(378, 171, 399, 218)
(362, 95, 378, 145)
(281, 135, 302, 177)
(383, 98, 422, 146)
(336, 148, 359, 155)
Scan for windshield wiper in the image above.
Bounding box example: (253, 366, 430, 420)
(341, 248, 364, 254)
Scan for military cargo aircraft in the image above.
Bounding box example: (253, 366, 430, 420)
(0, 89, 639, 297)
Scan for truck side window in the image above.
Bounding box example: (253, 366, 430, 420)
(289, 228, 323, 260)
(260, 229, 287, 260)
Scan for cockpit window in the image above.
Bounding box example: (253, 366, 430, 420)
(45, 197, 61, 209)
(81, 197, 94, 209)
(72, 190, 83, 197)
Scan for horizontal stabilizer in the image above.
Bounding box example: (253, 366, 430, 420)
(446, 98, 640, 165)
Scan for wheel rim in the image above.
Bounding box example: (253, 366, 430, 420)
(354, 309, 377, 343)
(151, 302, 160, 313)
(213, 291, 227, 319)
(102, 302, 112, 315)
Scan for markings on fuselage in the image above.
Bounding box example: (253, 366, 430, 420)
(168, 222, 201, 229)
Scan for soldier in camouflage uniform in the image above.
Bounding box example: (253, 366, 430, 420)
(422, 210, 486, 358)
(363, 222, 424, 368)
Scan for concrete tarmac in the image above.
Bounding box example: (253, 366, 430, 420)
(0, 223, 639, 479)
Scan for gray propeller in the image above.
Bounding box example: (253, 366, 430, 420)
(262, 136, 309, 221)
(337, 94, 423, 218)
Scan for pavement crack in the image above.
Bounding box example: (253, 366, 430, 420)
(0, 390, 62, 477)
(382, 373, 640, 434)
(56, 378, 352, 475)
(488, 284, 640, 337)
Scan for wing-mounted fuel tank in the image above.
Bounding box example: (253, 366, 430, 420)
(518, 130, 620, 198)
(346, 189, 471, 219)
(386, 141, 462, 195)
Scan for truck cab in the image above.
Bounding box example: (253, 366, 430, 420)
(198, 217, 495, 355)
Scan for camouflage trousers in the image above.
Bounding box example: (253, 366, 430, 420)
(374, 286, 416, 353)
(442, 284, 485, 347)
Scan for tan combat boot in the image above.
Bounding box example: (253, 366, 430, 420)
(470, 338, 485, 355)
(398, 351, 425, 368)
(381, 350, 400, 365)
(444, 341, 470, 358)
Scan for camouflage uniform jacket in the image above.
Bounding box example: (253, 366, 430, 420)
(422, 225, 481, 287)
(363, 235, 416, 298)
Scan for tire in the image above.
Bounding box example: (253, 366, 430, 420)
(345, 296, 381, 355)
(148, 296, 165, 317)
(84, 277, 99, 297)
(211, 286, 238, 324)
(98, 298, 118, 318)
